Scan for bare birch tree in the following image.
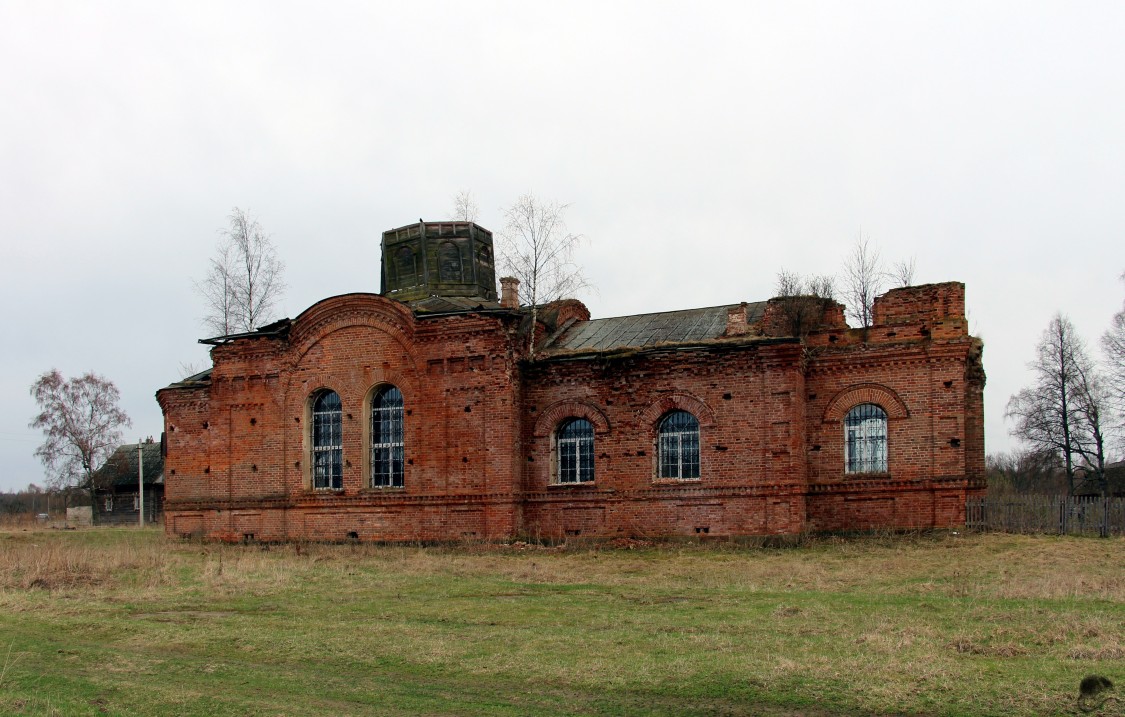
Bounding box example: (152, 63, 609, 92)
(197, 208, 286, 335)
(29, 370, 131, 502)
(842, 236, 884, 328)
(1006, 314, 1109, 494)
(497, 193, 588, 357)
(450, 190, 479, 222)
(888, 257, 916, 287)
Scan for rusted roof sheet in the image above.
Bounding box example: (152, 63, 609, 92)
(545, 302, 767, 354)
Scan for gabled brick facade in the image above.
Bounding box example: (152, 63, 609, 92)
(157, 222, 985, 542)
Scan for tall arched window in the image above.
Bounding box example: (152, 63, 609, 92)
(845, 403, 887, 473)
(658, 410, 700, 479)
(556, 418, 594, 484)
(371, 386, 404, 487)
(312, 391, 343, 490)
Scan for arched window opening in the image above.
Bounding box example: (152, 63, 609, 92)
(312, 391, 343, 490)
(556, 418, 594, 484)
(845, 403, 888, 473)
(438, 241, 463, 282)
(658, 410, 700, 479)
(371, 386, 404, 487)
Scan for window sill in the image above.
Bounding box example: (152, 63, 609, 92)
(844, 472, 891, 479)
(306, 488, 345, 495)
(361, 486, 406, 492)
(652, 478, 702, 485)
(549, 481, 596, 488)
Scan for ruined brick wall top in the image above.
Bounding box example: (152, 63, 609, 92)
(872, 282, 965, 327)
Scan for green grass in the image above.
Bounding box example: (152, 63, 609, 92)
(0, 529, 1121, 715)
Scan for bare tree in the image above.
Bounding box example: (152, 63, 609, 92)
(450, 190, 479, 222)
(1006, 314, 1109, 494)
(774, 269, 835, 337)
(1102, 272, 1125, 436)
(887, 257, 916, 287)
(29, 370, 131, 503)
(841, 235, 884, 328)
(197, 208, 286, 336)
(497, 193, 589, 357)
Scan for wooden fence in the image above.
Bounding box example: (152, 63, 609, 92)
(965, 495, 1125, 537)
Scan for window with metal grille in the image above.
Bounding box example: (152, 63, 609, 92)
(658, 410, 700, 479)
(312, 391, 343, 490)
(845, 403, 887, 473)
(370, 386, 404, 487)
(556, 418, 594, 484)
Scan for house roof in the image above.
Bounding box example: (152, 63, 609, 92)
(542, 302, 768, 354)
(93, 442, 164, 488)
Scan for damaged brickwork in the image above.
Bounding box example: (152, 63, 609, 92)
(157, 221, 985, 542)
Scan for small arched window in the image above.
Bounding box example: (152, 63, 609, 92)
(658, 410, 700, 479)
(312, 391, 343, 490)
(371, 386, 404, 487)
(845, 403, 887, 473)
(556, 418, 594, 484)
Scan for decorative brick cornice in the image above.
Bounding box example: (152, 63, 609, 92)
(533, 400, 611, 437)
(822, 383, 909, 422)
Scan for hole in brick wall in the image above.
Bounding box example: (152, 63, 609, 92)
(242, 533, 255, 543)
(250, 417, 257, 426)
(406, 409, 412, 416)
(202, 421, 209, 429)
(464, 406, 472, 412)
(407, 458, 413, 465)
(169, 425, 176, 432)
(346, 413, 353, 420)
(808, 393, 816, 400)
(886, 331, 896, 338)
(170, 469, 176, 475)
(606, 399, 613, 405)
(828, 335, 838, 342)
(181, 533, 193, 540)
(345, 460, 351, 467)
(943, 380, 954, 388)
(722, 393, 732, 400)
(949, 438, 961, 447)
(204, 467, 210, 474)
(294, 417, 300, 423)
(527, 456, 534, 462)
(811, 445, 821, 452)
(251, 464, 258, 472)
(462, 456, 468, 463)
(294, 461, 300, 468)
(714, 445, 728, 452)
(920, 327, 931, 337)
(565, 529, 581, 536)
(637, 450, 646, 456)
(347, 531, 359, 541)
(530, 406, 537, 413)
(695, 526, 709, 534)
(461, 531, 477, 537)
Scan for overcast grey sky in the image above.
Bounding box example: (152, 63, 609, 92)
(2, 1, 1123, 492)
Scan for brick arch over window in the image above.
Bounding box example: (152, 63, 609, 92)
(823, 383, 909, 422)
(533, 401, 610, 437)
(639, 393, 715, 429)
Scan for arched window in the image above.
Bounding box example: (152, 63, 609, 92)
(371, 386, 404, 487)
(312, 391, 343, 490)
(658, 410, 700, 479)
(845, 403, 887, 473)
(438, 241, 463, 282)
(556, 418, 594, 484)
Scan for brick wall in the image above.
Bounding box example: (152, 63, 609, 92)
(159, 282, 984, 542)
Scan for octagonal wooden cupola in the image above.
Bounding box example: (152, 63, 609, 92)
(380, 220, 498, 303)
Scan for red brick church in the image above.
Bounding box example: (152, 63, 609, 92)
(158, 221, 985, 542)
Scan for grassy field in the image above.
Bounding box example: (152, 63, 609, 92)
(0, 529, 1121, 716)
